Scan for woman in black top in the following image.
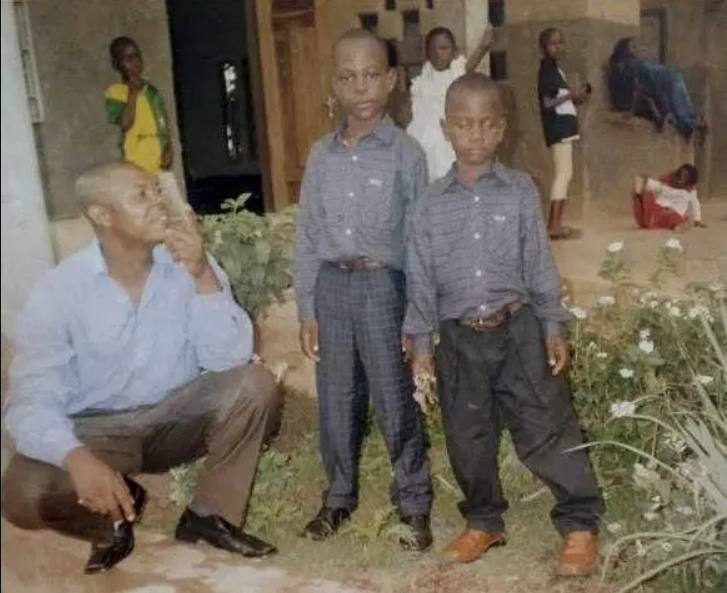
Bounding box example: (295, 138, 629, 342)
(537, 28, 590, 240)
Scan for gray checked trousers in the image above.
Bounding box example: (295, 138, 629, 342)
(314, 263, 433, 515)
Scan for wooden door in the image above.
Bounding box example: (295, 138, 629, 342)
(253, 0, 334, 211)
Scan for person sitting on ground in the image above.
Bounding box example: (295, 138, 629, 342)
(608, 37, 704, 141)
(407, 24, 494, 182)
(404, 72, 603, 576)
(1, 162, 281, 575)
(633, 163, 706, 231)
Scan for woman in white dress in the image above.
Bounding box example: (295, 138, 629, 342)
(407, 25, 494, 182)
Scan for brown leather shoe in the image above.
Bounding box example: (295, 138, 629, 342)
(442, 529, 505, 563)
(557, 530, 599, 576)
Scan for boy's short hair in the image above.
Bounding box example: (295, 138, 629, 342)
(334, 29, 389, 67)
(425, 27, 456, 53)
(444, 72, 505, 117)
(109, 36, 138, 69)
(676, 163, 699, 185)
(538, 27, 560, 54)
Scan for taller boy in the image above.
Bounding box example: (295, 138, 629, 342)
(294, 30, 433, 550)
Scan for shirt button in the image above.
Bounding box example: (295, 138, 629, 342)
(475, 269, 482, 277)
(474, 232, 481, 240)
(348, 191, 355, 198)
(345, 228, 352, 236)
(474, 196, 481, 203)
(352, 155, 359, 162)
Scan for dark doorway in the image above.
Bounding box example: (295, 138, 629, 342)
(166, 0, 263, 214)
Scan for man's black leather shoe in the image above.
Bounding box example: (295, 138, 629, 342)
(301, 506, 351, 540)
(175, 508, 277, 557)
(399, 514, 433, 552)
(84, 477, 147, 574)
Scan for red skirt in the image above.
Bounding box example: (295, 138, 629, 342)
(632, 191, 686, 230)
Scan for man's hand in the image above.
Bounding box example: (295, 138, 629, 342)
(299, 318, 320, 362)
(64, 447, 136, 523)
(545, 334, 569, 376)
(165, 206, 220, 293)
(411, 353, 435, 378)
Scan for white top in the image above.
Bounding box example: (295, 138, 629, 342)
(407, 55, 467, 182)
(646, 178, 702, 222)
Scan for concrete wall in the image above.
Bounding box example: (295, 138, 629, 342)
(503, 0, 724, 219)
(28, 0, 184, 221)
(1, 2, 54, 336)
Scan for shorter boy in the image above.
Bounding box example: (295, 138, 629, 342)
(633, 164, 706, 230)
(404, 73, 603, 575)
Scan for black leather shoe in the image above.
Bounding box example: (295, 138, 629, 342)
(175, 508, 277, 557)
(301, 506, 351, 540)
(399, 514, 433, 552)
(84, 477, 147, 574)
(125, 476, 148, 520)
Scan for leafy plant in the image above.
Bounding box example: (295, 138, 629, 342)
(198, 194, 297, 319)
(568, 239, 727, 592)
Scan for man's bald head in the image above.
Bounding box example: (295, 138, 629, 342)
(333, 28, 389, 69)
(75, 162, 150, 211)
(445, 72, 506, 119)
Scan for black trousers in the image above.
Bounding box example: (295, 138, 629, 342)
(435, 306, 603, 535)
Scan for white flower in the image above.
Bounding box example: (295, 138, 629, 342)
(639, 329, 651, 340)
(638, 339, 655, 354)
(675, 505, 694, 517)
(660, 541, 674, 553)
(668, 306, 682, 318)
(213, 230, 223, 247)
(640, 291, 657, 304)
(687, 305, 709, 319)
(633, 462, 650, 478)
(635, 539, 647, 557)
(610, 401, 636, 418)
(598, 295, 616, 306)
(619, 367, 635, 379)
(664, 238, 683, 252)
(648, 300, 659, 309)
(695, 375, 714, 386)
(570, 306, 587, 320)
(606, 522, 622, 534)
(607, 241, 624, 253)
(664, 432, 687, 455)
(596, 351, 608, 360)
(643, 511, 659, 522)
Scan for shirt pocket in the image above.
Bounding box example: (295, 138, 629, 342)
(483, 206, 520, 266)
(81, 302, 131, 359)
(358, 165, 401, 231)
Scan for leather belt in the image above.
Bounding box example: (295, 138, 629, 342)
(459, 302, 523, 332)
(335, 257, 385, 271)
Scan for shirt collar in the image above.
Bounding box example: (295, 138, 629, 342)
(330, 114, 396, 148)
(442, 161, 513, 191)
(88, 240, 174, 276)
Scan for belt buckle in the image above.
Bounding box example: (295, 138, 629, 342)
(472, 312, 505, 331)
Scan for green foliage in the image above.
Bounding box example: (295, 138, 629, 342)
(568, 238, 727, 592)
(198, 194, 297, 319)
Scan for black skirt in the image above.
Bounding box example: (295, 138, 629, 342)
(538, 58, 579, 147)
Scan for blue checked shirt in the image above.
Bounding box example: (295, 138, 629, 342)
(403, 163, 571, 354)
(294, 116, 428, 320)
(3, 242, 253, 467)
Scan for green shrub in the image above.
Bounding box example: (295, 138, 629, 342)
(198, 194, 297, 319)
